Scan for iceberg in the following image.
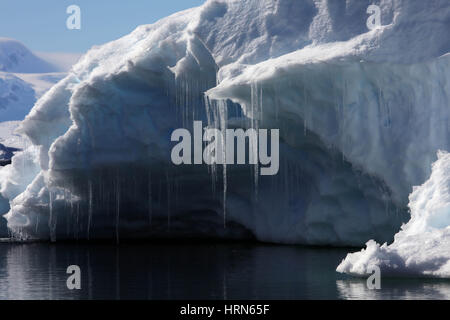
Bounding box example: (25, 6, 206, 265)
(0, 0, 448, 251)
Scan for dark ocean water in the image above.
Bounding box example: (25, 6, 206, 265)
(0, 242, 449, 300)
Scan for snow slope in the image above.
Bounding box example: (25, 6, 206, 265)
(0, 73, 35, 121)
(0, 0, 449, 256)
(12, 73, 67, 99)
(0, 71, 67, 122)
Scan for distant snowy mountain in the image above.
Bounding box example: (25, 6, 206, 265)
(0, 38, 78, 141)
(0, 0, 449, 277)
(0, 73, 35, 121)
(0, 38, 58, 74)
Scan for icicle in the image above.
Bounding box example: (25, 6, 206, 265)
(204, 95, 213, 129)
(166, 171, 171, 231)
(204, 94, 230, 226)
(48, 188, 56, 242)
(69, 189, 74, 237)
(76, 201, 80, 240)
(342, 79, 347, 162)
(115, 248, 120, 300)
(219, 100, 228, 228)
(174, 175, 180, 217)
(204, 96, 217, 193)
(87, 179, 93, 240)
(87, 250, 93, 300)
(64, 185, 70, 237)
(148, 170, 152, 226)
(250, 82, 260, 198)
(158, 178, 163, 210)
(35, 212, 40, 234)
(211, 99, 219, 191)
(115, 175, 120, 244)
(259, 84, 263, 122)
(304, 85, 308, 137)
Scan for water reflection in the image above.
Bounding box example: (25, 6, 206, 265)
(0, 243, 449, 300)
(337, 279, 450, 300)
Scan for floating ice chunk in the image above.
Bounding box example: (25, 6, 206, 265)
(337, 151, 450, 278)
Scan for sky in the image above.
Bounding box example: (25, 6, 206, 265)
(0, 0, 205, 53)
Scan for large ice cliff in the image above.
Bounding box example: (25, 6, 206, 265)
(0, 0, 449, 263)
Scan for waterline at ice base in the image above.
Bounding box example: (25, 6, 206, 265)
(0, 0, 449, 279)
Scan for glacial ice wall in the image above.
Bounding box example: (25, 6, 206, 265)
(0, 0, 449, 246)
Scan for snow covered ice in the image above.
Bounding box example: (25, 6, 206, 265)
(337, 151, 450, 278)
(0, 0, 449, 274)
